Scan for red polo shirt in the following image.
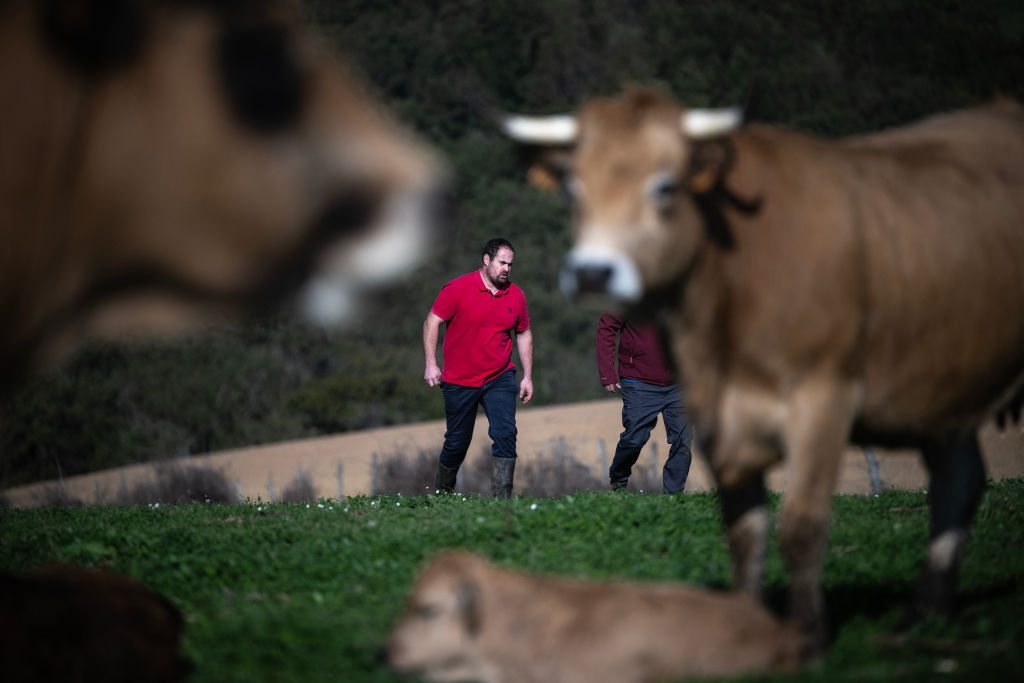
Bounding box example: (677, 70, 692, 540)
(431, 271, 530, 387)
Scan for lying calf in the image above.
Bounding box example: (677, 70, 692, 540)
(388, 550, 801, 683)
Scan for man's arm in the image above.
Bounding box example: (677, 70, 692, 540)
(516, 328, 534, 403)
(595, 313, 623, 392)
(423, 312, 445, 386)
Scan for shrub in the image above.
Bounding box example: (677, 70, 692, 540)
(118, 462, 235, 505)
(30, 485, 85, 508)
(375, 440, 613, 497)
(376, 449, 439, 497)
(278, 470, 318, 503)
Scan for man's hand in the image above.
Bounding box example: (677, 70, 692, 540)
(519, 378, 534, 404)
(603, 382, 621, 393)
(423, 313, 445, 387)
(424, 363, 442, 387)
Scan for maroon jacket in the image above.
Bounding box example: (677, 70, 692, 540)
(595, 313, 675, 387)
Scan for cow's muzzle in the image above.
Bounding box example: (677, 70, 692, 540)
(559, 246, 643, 302)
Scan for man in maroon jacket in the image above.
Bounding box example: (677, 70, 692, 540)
(596, 313, 692, 493)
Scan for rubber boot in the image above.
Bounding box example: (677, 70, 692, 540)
(491, 456, 516, 499)
(435, 463, 459, 494)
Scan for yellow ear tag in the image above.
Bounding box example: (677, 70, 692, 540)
(526, 165, 562, 194)
(687, 166, 718, 195)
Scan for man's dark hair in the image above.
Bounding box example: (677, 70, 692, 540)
(482, 237, 514, 260)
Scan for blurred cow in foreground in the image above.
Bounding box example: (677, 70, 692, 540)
(0, 565, 188, 683)
(388, 550, 801, 683)
(491, 89, 1024, 654)
(0, 0, 446, 390)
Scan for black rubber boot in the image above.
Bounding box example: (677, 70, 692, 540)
(490, 457, 516, 499)
(434, 463, 459, 494)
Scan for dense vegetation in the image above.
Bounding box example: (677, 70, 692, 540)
(2, 480, 1023, 681)
(3, 0, 1023, 487)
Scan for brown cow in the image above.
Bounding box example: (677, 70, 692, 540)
(0, 0, 446, 389)
(491, 88, 1024, 654)
(388, 550, 801, 683)
(0, 565, 189, 683)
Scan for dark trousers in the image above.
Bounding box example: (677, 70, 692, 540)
(439, 368, 518, 469)
(610, 380, 693, 494)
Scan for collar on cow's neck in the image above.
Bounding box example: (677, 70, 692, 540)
(690, 139, 762, 250)
(694, 182, 762, 250)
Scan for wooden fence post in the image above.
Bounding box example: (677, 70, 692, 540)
(863, 447, 884, 495)
(371, 452, 378, 494)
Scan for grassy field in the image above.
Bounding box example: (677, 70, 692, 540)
(2, 480, 1023, 682)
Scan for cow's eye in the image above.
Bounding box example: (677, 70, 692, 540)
(218, 23, 304, 133)
(563, 177, 584, 205)
(415, 604, 441, 620)
(646, 172, 679, 210)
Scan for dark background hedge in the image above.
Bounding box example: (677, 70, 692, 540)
(3, 0, 1022, 487)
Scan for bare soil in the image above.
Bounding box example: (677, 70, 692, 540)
(5, 399, 1022, 507)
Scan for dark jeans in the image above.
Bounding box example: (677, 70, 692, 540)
(610, 380, 693, 494)
(438, 368, 518, 470)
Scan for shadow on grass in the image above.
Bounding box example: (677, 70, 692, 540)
(758, 573, 1024, 656)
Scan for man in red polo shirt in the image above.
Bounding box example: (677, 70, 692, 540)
(423, 238, 533, 498)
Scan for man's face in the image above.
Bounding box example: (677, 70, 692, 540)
(482, 247, 514, 288)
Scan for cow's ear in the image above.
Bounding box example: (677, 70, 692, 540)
(455, 579, 482, 637)
(526, 164, 562, 194)
(685, 139, 731, 195)
(521, 146, 574, 195)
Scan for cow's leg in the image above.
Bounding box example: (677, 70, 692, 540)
(711, 385, 785, 600)
(720, 474, 769, 599)
(913, 433, 986, 619)
(777, 380, 857, 656)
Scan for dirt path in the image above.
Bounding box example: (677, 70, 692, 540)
(5, 399, 1022, 507)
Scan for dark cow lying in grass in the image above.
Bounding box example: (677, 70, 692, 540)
(491, 88, 1024, 655)
(0, 0, 445, 390)
(0, 565, 188, 683)
(388, 550, 801, 683)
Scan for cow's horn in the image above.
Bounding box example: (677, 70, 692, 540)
(499, 114, 578, 145)
(681, 107, 743, 139)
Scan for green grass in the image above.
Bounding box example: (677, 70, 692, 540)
(3, 480, 1023, 682)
